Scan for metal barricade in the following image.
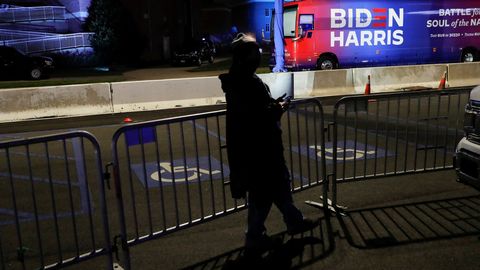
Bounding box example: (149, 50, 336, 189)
(284, 99, 328, 193)
(331, 88, 471, 206)
(0, 131, 113, 270)
(111, 99, 328, 269)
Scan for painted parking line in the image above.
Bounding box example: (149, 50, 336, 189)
(291, 140, 392, 163)
(0, 137, 92, 225)
(130, 159, 319, 189)
(0, 149, 76, 160)
(336, 123, 456, 156)
(0, 172, 79, 186)
(130, 156, 229, 187)
(0, 208, 86, 226)
(188, 121, 226, 142)
(365, 111, 461, 136)
(124, 120, 226, 147)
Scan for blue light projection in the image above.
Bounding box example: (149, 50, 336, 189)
(0, 0, 93, 55)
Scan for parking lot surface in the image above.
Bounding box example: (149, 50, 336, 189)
(1, 103, 479, 269)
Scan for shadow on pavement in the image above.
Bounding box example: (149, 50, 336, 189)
(181, 218, 334, 270)
(337, 194, 480, 249)
(181, 194, 480, 269)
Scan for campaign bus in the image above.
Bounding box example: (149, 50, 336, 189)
(279, 0, 480, 70)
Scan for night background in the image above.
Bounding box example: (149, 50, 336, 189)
(0, 0, 276, 66)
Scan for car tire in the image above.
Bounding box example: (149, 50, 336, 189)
(316, 55, 337, 70)
(461, 49, 476, 62)
(29, 67, 43, 80)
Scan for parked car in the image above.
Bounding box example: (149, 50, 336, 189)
(454, 85, 480, 190)
(172, 38, 215, 66)
(0, 46, 54, 80)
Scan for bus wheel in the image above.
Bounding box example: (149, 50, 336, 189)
(317, 56, 337, 70)
(461, 49, 476, 62)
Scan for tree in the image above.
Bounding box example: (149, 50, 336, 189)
(85, 0, 145, 66)
(84, 0, 120, 65)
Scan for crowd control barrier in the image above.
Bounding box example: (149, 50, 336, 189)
(0, 88, 474, 269)
(330, 88, 471, 208)
(110, 99, 328, 269)
(0, 131, 113, 270)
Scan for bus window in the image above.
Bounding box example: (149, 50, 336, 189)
(299, 14, 314, 31)
(284, 6, 297, 38)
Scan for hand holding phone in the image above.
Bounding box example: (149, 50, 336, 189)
(280, 95, 292, 110)
(275, 93, 287, 102)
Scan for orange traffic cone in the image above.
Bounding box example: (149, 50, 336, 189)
(364, 75, 371, 95)
(364, 75, 377, 103)
(438, 71, 447, 90)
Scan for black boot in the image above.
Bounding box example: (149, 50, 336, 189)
(245, 234, 272, 256)
(287, 218, 320, 235)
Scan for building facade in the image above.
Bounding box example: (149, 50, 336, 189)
(0, 0, 93, 55)
(1, 0, 276, 63)
(229, 0, 274, 45)
(212, 0, 275, 44)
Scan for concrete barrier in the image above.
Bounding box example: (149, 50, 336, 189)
(2, 62, 479, 123)
(448, 62, 480, 87)
(310, 69, 355, 97)
(261, 69, 354, 98)
(0, 83, 112, 122)
(110, 77, 225, 113)
(292, 71, 315, 97)
(111, 73, 296, 113)
(352, 64, 448, 94)
(258, 72, 294, 99)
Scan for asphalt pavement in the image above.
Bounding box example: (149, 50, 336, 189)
(69, 170, 480, 270)
(1, 102, 479, 270)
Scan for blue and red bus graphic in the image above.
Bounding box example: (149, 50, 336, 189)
(280, 0, 480, 70)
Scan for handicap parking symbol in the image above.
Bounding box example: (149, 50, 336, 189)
(131, 156, 229, 187)
(309, 145, 377, 160)
(292, 140, 390, 163)
(150, 162, 221, 183)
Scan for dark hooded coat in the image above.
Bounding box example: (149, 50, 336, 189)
(219, 72, 289, 199)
